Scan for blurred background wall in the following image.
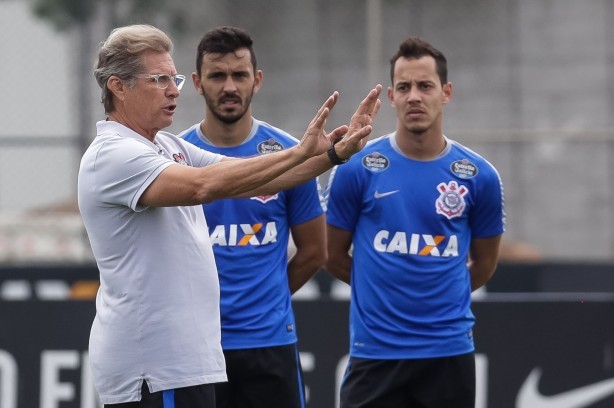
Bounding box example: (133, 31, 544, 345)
(1, 0, 614, 263)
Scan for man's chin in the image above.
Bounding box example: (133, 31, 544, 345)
(158, 117, 173, 130)
(408, 125, 428, 134)
(220, 116, 242, 125)
(215, 110, 244, 125)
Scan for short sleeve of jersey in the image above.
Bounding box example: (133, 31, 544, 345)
(325, 161, 364, 232)
(470, 162, 506, 238)
(92, 136, 173, 211)
(285, 177, 324, 226)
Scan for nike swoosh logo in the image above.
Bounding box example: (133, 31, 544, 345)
(374, 190, 400, 199)
(517, 367, 614, 408)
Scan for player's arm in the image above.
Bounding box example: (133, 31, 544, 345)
(325, 224, 353, 284)
(468, 234, 502, 291)
(288, 214, 326, 294)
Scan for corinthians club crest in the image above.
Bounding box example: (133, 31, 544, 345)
(435, 181, 468, 219)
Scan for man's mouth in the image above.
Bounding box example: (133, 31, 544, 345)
(220, 97, 241, 107)
(407, 109, 424, 119)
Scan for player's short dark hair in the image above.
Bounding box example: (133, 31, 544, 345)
(196, 26, 257, 77)
(389, 37, 448, 85)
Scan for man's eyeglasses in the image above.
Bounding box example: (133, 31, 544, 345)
(135, 74, 186, 90)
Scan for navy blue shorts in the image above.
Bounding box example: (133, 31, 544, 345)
(340, 352, 476, 408)
(215, 344, 306, 408)
(104, 382, 215, 408)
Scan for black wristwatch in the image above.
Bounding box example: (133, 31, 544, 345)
(327, 144, 348, 165)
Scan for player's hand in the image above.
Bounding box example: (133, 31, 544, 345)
(329, 84, 382, 160)
(297, 91, 340, 159)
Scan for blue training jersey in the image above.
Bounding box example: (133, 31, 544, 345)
(326, 133, 505, 359)
(180, 119, 324, 349)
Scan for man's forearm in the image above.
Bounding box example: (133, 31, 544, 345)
(201, 145, 309, 202)
(141, 145, 311, 207)
(288, 254, 322, 294)
(325, 256, 352, 285)
(244, 154, 333, 197)
(468, 260, 497, 291)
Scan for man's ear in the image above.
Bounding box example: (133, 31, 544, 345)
(442, 82, 453, 105)
(387, 86, 395, 107)
(253, 70, 263, 94)
(107, 76, 126, 102)
(192, 72, 202, 94)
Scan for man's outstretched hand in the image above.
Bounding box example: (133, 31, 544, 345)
(330, 84, 382, 160)
(298, 85, 382, 160)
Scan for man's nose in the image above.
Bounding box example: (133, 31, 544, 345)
(407, 86, 421, 102)
(223, 76, 238, 93)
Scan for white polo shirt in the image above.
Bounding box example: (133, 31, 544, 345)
(78, 121, 227, 404)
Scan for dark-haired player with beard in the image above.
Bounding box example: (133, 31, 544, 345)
(180, 26, 323, 408)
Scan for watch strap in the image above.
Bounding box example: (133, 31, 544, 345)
(327, 145, 348, 165)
